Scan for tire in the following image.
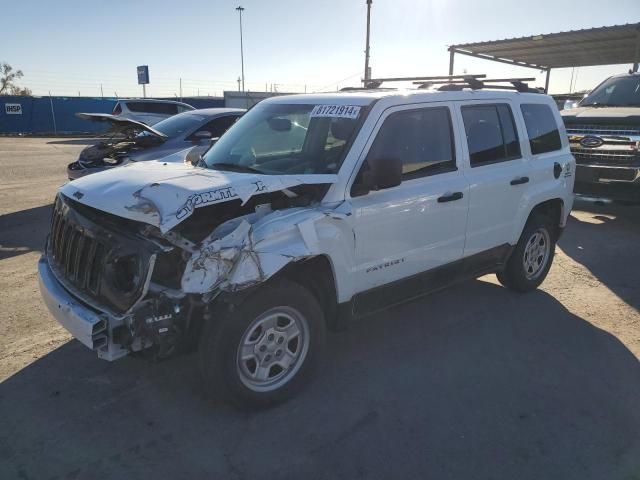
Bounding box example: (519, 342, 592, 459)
(497, 214, 556, 293)
(198, 278, 326, 409)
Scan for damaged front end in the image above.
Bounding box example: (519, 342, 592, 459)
(43, 194, 187, 360)
(41, 169, 342, 361)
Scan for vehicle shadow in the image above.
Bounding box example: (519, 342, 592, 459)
(1, 280, 639, 480)
(559, 198, 640, 311)
(0, 203, 52, 260)
(46, 139, 100, 146)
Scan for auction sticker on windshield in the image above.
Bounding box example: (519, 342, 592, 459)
(310, 105, 361, 119)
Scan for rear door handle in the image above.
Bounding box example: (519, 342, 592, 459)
(510, 176, 530, 186)
(437, 191, 464, 203)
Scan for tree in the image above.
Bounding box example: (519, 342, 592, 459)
(0, 62, 32, 96)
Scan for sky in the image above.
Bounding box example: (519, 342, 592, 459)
(3, 0, 640, 98)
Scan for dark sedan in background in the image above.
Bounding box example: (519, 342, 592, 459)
(67, 108, 244, 180)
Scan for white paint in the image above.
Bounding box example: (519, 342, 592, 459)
(61, 159, 338, 233)
(43, 88, 577, 361)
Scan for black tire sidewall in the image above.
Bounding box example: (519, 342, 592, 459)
(199, 279, 326, 409)
(502, 216, 556, 292)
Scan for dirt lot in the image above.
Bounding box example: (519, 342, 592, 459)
(1, 137, 639, 479)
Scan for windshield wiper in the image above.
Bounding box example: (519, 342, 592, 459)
(210, 162, 264, 174)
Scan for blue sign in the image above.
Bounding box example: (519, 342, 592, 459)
(137, 65, 149, 85)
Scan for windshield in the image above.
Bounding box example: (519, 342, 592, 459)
(144, 112, 206, 138)
(581, 75, 640, 107)
(202, 102, 363, 175)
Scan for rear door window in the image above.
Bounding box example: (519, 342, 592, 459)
(126, 102, 178, 115)
(520, 103, 562, 155)
(461, 104, 521, 166)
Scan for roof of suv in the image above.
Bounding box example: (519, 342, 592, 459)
(262, 88, 551, 107)
(118, 98, 195, 108)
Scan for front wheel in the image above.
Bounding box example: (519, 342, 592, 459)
(198, 279, 325, 409)
(497, 215, 556, 292)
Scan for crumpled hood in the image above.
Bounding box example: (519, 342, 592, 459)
(76, 113, 168, 139)
(60, 157, 338, 233)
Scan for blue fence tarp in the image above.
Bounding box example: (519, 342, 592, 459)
(0, 96, 225, 135)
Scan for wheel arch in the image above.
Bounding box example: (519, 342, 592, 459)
(514, 197, 565, 243)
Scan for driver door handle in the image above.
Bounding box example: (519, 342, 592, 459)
(437, 192, 464, 203)
(510, 176, 530, 186)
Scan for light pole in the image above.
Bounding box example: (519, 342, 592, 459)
(364, 0, 372, 83)
(236, 6, 246, 94)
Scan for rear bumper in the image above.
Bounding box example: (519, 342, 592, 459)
(38, 256, 129, 361)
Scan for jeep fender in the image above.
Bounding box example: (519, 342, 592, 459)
(510, 181, 571, 244)
(180, 204, 355, 301)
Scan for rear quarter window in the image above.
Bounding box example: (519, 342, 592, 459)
(520, 103, 562, 155)
(126, 102, 178, 115)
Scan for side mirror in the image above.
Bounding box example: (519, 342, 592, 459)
(185, 147, 203, 166)
(185, 137, 219, 166)
(352, 157, 402, 197)
(192, 130, 212, 142)
(370, 156, 402, 190)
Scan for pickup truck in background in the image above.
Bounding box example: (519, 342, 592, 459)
(561, 72, 640, 201)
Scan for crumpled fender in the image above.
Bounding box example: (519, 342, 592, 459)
(181, 203, 355, 295)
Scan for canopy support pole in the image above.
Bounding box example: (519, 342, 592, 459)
(544, 68, 551, 93)
(448, 48, 455, 75)
(633, 30, 640, 72)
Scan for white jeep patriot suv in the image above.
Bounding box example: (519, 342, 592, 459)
(39, 79, 575, 408)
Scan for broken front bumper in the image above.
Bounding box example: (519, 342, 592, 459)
(38, 256, 129, 361)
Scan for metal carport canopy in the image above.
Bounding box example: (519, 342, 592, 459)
(448, 23, 640, 92)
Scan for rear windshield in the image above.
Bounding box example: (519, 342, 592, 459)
(202, 103, 364, 175)
(581, 75, 640, 107)
(148, 112, 207, 138)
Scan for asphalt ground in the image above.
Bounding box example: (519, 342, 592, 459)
(1, 137, 639, 479)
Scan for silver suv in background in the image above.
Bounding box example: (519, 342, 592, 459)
(112, 99, 195, 125)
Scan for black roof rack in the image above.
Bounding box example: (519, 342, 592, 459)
(360, 74, 542, 93)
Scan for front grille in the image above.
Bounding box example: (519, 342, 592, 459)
(566, 124, 640, 136)
(566, 123, 640, 167)
(590, 167, 638, 182)
(572, 148, 638, 166)
(50, 198, 105, 294)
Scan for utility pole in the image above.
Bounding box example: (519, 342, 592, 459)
(237, 77, 241, 92)
(236, 6, 246, 93)
(364, 0, 372, 83)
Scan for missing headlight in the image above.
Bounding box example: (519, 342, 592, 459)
(107, 254, 142, 294)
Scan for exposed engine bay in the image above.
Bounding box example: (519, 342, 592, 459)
(68, 120, 165, 172)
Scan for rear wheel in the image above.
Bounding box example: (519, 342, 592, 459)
(497, 215, 556, 292)
(198, 279, 325, 409)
